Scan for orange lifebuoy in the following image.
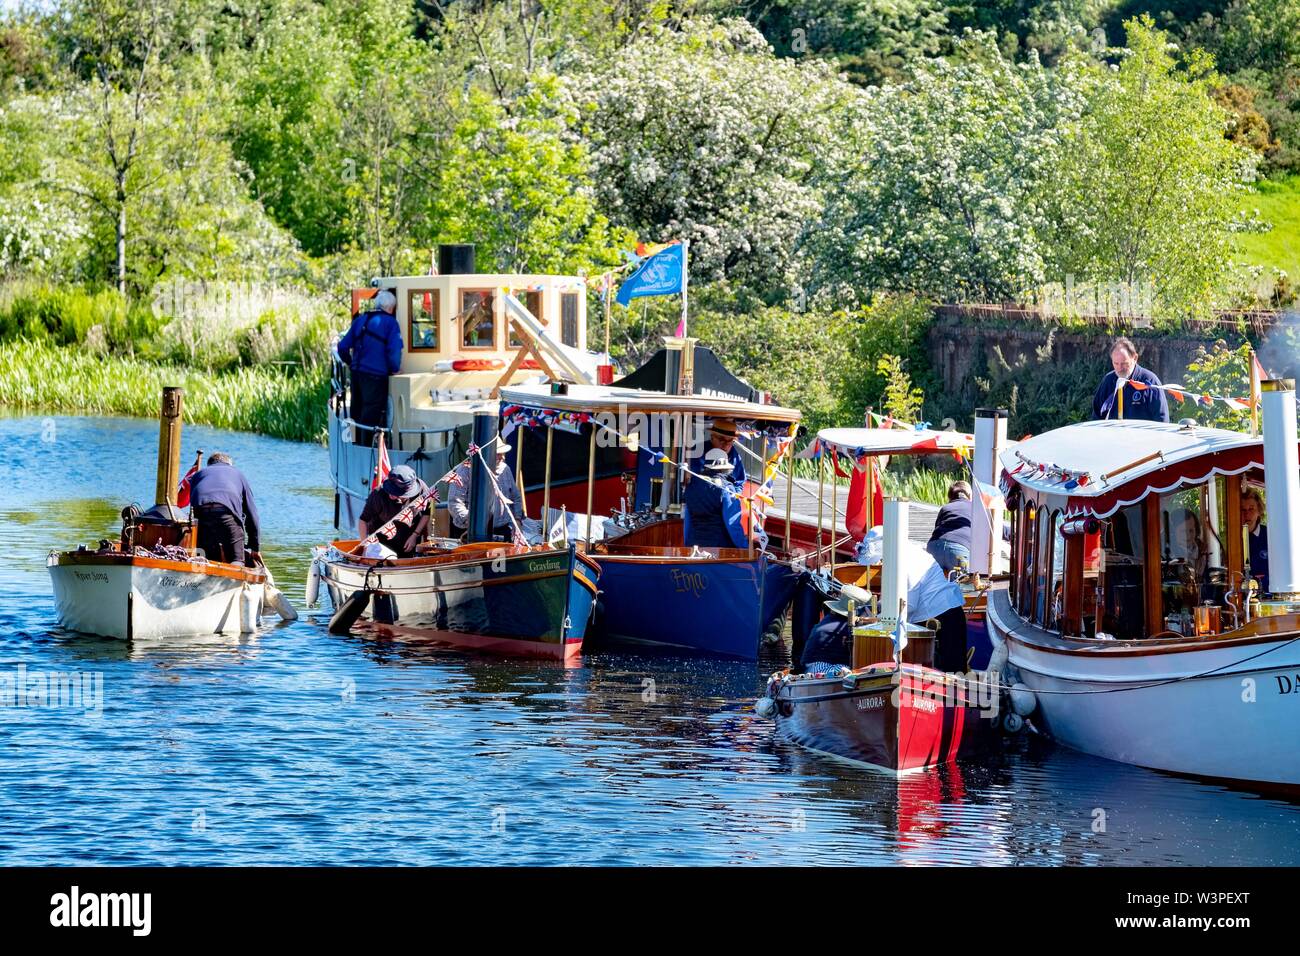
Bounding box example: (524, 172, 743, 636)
(519, 358, 542, 370)
(451, 358, 506, 371)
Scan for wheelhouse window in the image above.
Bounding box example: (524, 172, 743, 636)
(1045, 511, 1065, 630)
(408, 289, 440, 352)
(1157, 484, 1226, 633)
(1018, 503, 1038, 617)
(1035, 509, 1053, 626)
(1096, 503, 1145, 638)
(460, 289, 496, 349)
(560, 292, 579, 347)
(509, 290, 545, 349)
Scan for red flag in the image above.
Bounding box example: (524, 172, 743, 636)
(371, 431, 391, 491)
(176, 458, 201, 508)
(845, 457, 884, 542)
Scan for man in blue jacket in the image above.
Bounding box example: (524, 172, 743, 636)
(926, 480, 973, 573)
(337, 289, 403, 446)
(190, 452, 261, 566)
(1092, 336, 1169, 422)
(683, 449, 746, 549)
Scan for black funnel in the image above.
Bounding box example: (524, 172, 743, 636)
(438, 244, 476, 275)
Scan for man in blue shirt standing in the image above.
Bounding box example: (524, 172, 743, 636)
(337, 289, 403, 446)
(1092, 336, 1170, 422)
(190, 452, 261, 566)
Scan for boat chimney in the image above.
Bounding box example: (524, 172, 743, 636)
(1261, 379, 1300, 600)
(467, 410, 499, 544)
(880, 498, 909, 629)
(438, 244, 476, 275)
(154, 386, 184, 507)
(971, 407, 1009, 577)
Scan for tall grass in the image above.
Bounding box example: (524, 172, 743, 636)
(787, 457, 955, 506)
(0, 338, 329, 442)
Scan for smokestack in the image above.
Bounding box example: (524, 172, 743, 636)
(1261, 379, 1300, 599)
(467, 411, 499, 544)
(971, 408, 1008, 576)
(438, 244, 476, 275)
(155, 387, 184, 507)
(881, 498, 909, 628)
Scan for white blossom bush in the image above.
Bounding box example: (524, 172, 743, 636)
(570, 18, 860, 293)
(808, 30, 1082, 302)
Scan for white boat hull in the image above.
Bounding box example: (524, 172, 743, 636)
(49, 559, 264, 641)
(990, 596, 1300, 791)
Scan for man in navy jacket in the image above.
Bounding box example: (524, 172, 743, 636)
(337, 289, 403, 445)
(1092, 336, 1169, 422)
(190, 452, 261, 566)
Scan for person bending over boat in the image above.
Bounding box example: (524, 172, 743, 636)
(1092, 336, 1169, 422)
(926, 481, 973, 573)
(447, 444, 523, 540)
(848, 528, 969, 672)
(683, 448, 746, 549)
(336, 289, 402, 447)
(1241, 485, 1270, 593)
(358, 465, 430, 557)
(190, 452, 261, 566)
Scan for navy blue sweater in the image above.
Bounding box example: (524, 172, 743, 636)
(1092, 365, 1170, 422)
(338, 308, 403, 377)
(189, 462, 261, 551)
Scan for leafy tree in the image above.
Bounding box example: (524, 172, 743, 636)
(1041, 16, 1257, 321)
(810, 31, 1078, 302)
(429, 81, 630, 273)
(572, 18, 858, 294)
(875, 353, 925, 422)
(1182, 340, 1254, 430)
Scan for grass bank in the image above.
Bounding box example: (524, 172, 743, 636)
(0, 339, 329, 443)
(1239, 174, 1300, 283)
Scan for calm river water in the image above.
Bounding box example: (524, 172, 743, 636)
(0, 413, 1297, 865)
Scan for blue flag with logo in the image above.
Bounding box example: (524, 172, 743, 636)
(615, 243, 684, 307)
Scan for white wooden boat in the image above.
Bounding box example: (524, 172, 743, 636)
(47, 387, 278, 641)
(988, 381, 1300, 793)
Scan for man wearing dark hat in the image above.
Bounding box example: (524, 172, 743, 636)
(694, 418, 745, 485)
(357, 464, 430, 557)
(190, 451, 261, 566)
(446, 444, 523, 539)
(683, 447, 746, 549)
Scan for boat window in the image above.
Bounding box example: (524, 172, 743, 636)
(1157, 486, 1225, 634)
(1097, 503, 1145, 638)
(1034, 507, 1052, 625)
(1008, 505, 1020, 607)
(508, 289, 545, 349)
(408, 289, 440, 352)
(1045, 511, 1065, 630)
(561, 292, 580, 347)
(460, 289, 496, 348)
(1018, 503, 1038, 617)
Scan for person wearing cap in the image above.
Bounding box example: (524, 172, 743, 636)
(447, 444, 524, 539)
(190, 451, 261, 566)
(336, 288, 403, 446)
(855, 526, 969, 672)
(1092, 336, 1169, 423)
(682, 447, 746, 548)
(357, 465, 430, 557)
(926, 480, 973, 574)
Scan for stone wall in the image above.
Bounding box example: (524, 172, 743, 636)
(926, 305, 1282, 408)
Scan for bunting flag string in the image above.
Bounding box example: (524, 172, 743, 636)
(1008, 448, 1093, 491)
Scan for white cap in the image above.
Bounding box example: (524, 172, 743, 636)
(702, 448, 734, 471)
(375, 290, 397, 313)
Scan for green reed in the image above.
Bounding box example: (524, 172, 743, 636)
(0, 338, 329, 443)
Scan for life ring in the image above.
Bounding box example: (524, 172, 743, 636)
(451, 358, 505, 372)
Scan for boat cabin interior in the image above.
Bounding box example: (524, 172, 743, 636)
(1007, 465, 1270, 641)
